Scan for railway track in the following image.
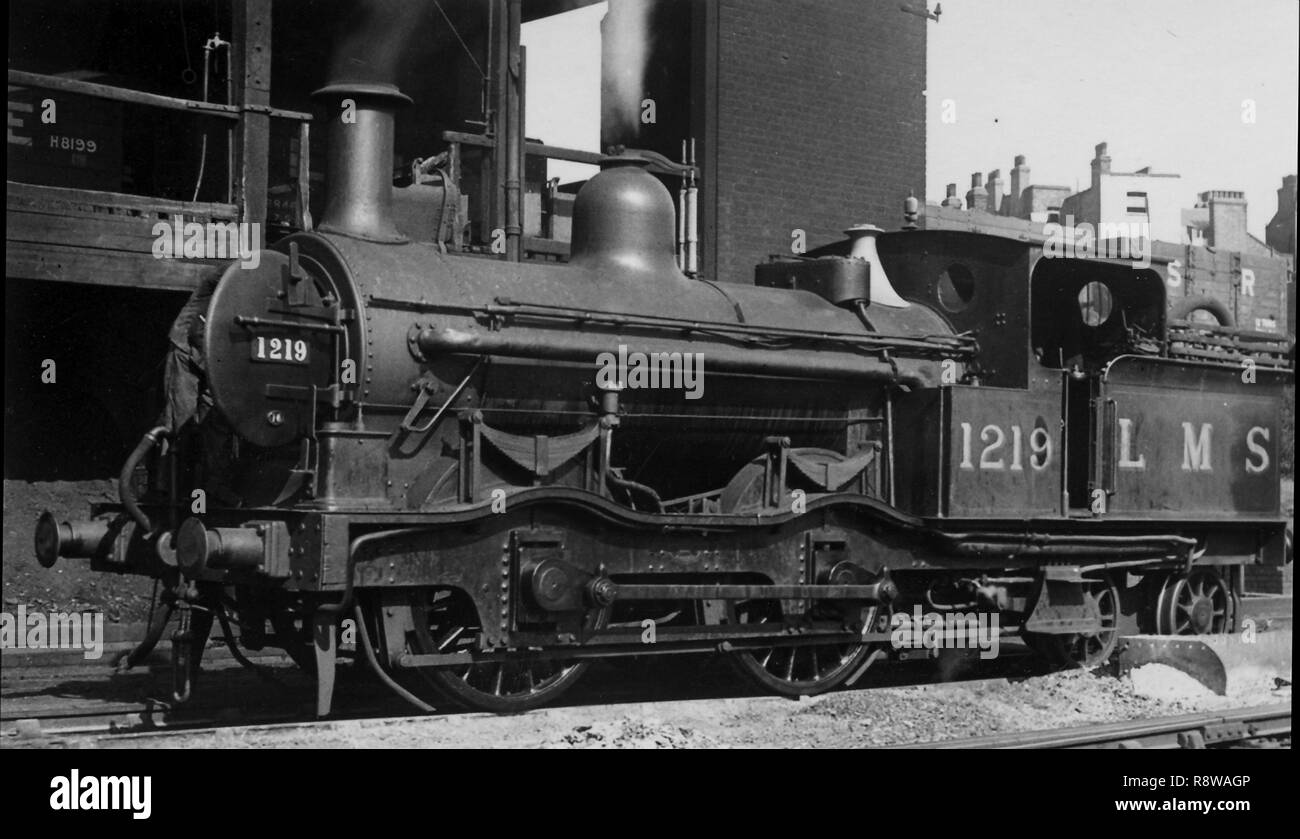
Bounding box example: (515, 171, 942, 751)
(12, 684, 1288, 750)
(6, 669, 1105, 749)
(4, 604, 1289, 746)
(902, 704, 1292, 749)
(3, 647, 1048, 742)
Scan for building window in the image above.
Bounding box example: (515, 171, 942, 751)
(1126, 191, 1149, 216)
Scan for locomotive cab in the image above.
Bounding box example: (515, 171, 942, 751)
(888, 229, 1289, 528)
(1029, 257, 1165, 374)
(1029, 257, 1166, 512)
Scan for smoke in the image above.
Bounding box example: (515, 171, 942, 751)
(328, 0, 425, 86)
(603, 0, 653, 140)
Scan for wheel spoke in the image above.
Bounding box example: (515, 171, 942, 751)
(435, 626, 465, 652)
(404, 590, 600, 712)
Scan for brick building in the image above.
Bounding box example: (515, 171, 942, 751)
(602, 0, 929, 284)
(1057, 143, 1187, 245)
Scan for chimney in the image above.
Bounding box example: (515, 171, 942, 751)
(1203, 189, 1250, 253)
(1091, 142, 1111, 190)
(314, 83, 412, 242)
(1009, 154, 1030, 218)
(966, 172, 987, 212)
(941, 182, 963, 209)
(986, 169, 1005, 214)
(312, 0, 421, 243)
(1266, 174, 1297, 255)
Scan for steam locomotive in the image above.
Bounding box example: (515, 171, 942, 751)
(36, 80, 1293, 714)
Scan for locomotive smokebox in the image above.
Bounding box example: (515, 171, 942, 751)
(312, 81, 412, 243)
(569, 154, 685, 279)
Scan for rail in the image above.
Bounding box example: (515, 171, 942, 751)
(898, 704, 1291, 749)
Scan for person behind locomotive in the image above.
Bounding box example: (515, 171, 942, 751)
(158, 268, 240, 506)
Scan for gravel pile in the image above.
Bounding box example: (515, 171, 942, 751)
(560, 720, 717, 749)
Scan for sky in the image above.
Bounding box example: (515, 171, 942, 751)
(522, 1, 1298, 238)
(521, 2, 606, 183)
(926, 0, 1299, 238)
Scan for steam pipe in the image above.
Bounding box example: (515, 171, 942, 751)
(685, 138, 698, 275)
(512, 44, 522, 245)
(416, 325, 929, 385)
(354, 601, 437, 713)
(677, 141, 688, 270)
(492, 0, 508, 243)
(504, 0, 523, 261)
(116, 593, 176, 671)
(120, 425, 168, 531)
(686, 179, 698, 275)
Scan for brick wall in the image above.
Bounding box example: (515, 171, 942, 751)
(710, 0, 926, 283)
(1167, 244, 1293, 334)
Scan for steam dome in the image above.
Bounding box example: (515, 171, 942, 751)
(569, 154, 682, 278)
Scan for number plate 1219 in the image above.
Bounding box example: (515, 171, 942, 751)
(252, 335, 310, 365)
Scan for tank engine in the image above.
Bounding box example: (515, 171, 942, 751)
(36, 79, 1293, 714)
